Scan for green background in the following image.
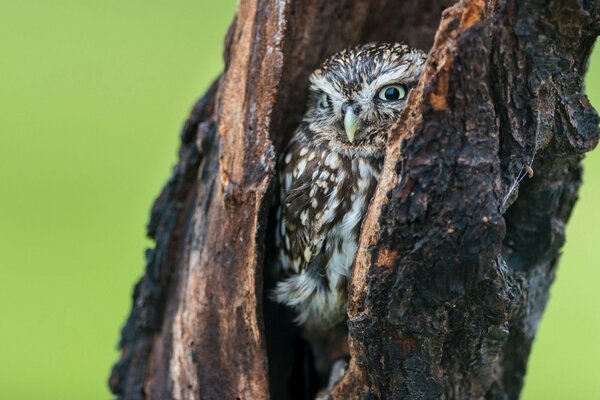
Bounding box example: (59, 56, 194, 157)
(0, 1, 597, 399)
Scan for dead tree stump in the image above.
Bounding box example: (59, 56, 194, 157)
(110, 1, 599, 399)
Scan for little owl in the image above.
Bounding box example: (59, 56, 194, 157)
(272, 42, 426, 381)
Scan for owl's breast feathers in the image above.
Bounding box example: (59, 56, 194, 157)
(272, 129, 382, 332)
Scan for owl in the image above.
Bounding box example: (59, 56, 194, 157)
(272, 42, 426, 378)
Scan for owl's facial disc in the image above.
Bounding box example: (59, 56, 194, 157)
(307, 43, 427, 152)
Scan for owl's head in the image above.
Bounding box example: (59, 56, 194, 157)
(305, 43, 426, 155)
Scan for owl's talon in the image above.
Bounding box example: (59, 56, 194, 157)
(314, 358, 348, 400)
(327, 358, 348, 389)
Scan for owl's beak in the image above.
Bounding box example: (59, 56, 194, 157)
(343, 107, 359, 143)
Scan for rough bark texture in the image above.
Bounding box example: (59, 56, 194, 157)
(110, 0, 599, 399)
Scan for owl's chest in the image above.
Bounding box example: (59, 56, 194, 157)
(280, 145, 382, 277)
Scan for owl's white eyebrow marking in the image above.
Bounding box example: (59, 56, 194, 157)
(309, 75, 340, 99)
(362, 66, 412, 98)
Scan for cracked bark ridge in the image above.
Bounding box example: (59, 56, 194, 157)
(110, 0, 599, 399)
(333, 0, 599, 399)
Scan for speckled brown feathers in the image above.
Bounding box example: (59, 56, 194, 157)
(271, 42, 426, 373)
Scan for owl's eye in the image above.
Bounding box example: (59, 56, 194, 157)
(378, 84, 407, 101)
(319, 93, 330, 109)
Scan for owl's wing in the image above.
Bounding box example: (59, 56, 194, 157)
(276, 141, 330, 278)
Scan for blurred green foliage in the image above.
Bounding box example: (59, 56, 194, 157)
(0, 2, 597, 399)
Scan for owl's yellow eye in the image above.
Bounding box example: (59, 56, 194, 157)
(319, 93, 330, 109)
(378, 84, 407, 101)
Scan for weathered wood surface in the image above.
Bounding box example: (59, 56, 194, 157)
(110, 0, 599, 399)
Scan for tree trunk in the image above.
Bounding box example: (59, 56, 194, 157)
(109, 1, 600, 399)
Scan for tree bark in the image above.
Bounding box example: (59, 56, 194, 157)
(109, 1, 599, 399)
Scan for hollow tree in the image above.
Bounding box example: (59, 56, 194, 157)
(109, 0, 600, 399)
